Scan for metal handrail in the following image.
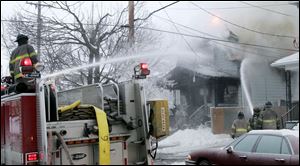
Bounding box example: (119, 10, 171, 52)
(281, 104, 298, 118)
(189, 104, 209, 120)
(96, 83, 104, 110)
(37, 79, 48, 164)
(46, 85, 51, 122)
(281, 104, 298, 127)
(110, 81, 120, 117)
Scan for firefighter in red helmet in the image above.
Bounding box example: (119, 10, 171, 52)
(9, 34, 39, 83)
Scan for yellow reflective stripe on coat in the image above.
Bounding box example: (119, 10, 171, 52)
(10, 53, 30, 64)
(29, 52, 37, 57)
(94, 106, 110, 165)
(263, 120, 276, 123)
(14, 73, 24, 79)
(247, 126, 251, 131)
(236, 128, 247, 132)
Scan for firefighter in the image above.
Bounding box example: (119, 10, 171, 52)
(231, 111, 250, 139)
(9, 34, 39, 83)
(258, 101, 280, 129)
(249, 107, 262, 130)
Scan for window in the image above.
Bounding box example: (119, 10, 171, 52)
(281, 139, 291, 154)
(234, 135, 259, 152)
(256, 135, 282, 154)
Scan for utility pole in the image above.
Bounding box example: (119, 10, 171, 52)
(128, 1, 134, 46)
(26, 1, 52, 61)
(37, 1, 41, 61)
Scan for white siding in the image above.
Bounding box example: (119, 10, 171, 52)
(242, 58, 286, 107)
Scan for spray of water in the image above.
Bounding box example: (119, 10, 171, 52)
(240, 58, 254, 115)
(41, 52, 175, 81)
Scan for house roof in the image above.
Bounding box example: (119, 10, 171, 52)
(179, 64, 237, 78)
(173, 50, 239, 78)
(271, 52, 299, 70)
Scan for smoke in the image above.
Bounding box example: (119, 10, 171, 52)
(224, 2, 298, 60)
(177, 2, 299, 115)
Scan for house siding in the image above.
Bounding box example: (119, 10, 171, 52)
(241, 59, 286, 109)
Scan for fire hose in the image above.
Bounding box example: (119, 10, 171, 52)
(53, 131, 74, 165)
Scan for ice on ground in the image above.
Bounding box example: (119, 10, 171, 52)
(171, 161, 185, 165)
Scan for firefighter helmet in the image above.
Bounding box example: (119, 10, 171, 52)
(265, 101, 272, 108)
(253, 107, 261, 113)
(238, 111, 244, 119)
(15, 34, 28, 42)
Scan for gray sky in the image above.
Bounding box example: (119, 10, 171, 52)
(1, 1, 299, 76)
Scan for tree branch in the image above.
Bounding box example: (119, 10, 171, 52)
(134, 1, 179, 21)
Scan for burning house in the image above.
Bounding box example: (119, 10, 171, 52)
(165, 41, 241, 128)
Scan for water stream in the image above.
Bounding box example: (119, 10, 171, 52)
(41, 52, 168, 80)
(240, 58, 254, 115)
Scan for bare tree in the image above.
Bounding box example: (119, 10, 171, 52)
(2, 1, 178, 90)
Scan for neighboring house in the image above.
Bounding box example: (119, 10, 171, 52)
(271, 52, 299, 121)
(241, 56, 287, 108)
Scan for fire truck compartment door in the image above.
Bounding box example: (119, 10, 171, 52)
(75, 104, 110, 165)
(148, 100, 170, 139)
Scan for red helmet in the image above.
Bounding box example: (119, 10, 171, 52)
(1, 85, 6, 91)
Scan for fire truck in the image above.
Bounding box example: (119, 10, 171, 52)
(1, 58, 170, 165)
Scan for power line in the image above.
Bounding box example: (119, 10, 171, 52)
(135, 1, 180, 21)
(159, 3, 292, 10)
(208, 3, 292, 10)
(138, 27, 298, 51)
(239, 1, 297, 17)
(190, 2, 297, 39)
(1, 19, 38, 24)
(153, 15, 218, 38)
(0, 19, 112, 26)
(2, 20, 298, 51)
(153, 15, 284, 58)
(158, 2, 199, 58)
(159, 2, 236, 77)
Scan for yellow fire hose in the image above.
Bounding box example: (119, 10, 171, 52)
(58, 100, 81, 113)
(94, 106, 111, 165)
(58, 102, 110, 165)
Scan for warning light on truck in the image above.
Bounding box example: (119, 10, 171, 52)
(134, 63, 150, 79)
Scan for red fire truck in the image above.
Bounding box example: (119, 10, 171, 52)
(1, 58, 169, 165)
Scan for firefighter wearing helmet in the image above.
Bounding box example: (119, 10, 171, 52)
(249, 107, 262, 130)
(258, 101, 280, 129)
(9, 34, 39, 83)
(231, 111, 250, 139)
